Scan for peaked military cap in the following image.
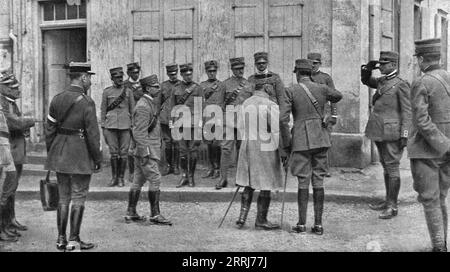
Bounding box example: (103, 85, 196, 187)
(254, 52, 269, 63)
(230, 57, 245, 69)
(180, 63, 193, 74)
(67, 62, 95, 74)
(109, 67, 124, 77)
(307, 52, 322, 63)
(166, 63, 179, 75)
(293, 59, 313, 72)
(127, 62, 141, 72)
(205, 60, 218, 71)
(414, 38, 441, 56)
(378, 51, 399, 63)
(140, 74, 159, 88)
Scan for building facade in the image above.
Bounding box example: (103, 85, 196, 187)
(0, 0, 449, 168)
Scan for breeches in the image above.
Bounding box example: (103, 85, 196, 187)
(375, 141, 404, 178)
(104, 129, 131, 158)
(291, 148, 329, 189)
(131, 157, 161, 191)
(57, 173, 91, 207)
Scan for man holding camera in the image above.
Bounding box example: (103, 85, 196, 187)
(361, 51, 412, 220)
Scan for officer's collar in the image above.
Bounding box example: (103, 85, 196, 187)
(423, 64, 442, 73)
(207, 78, 217, 83)
(385, 70, 398, 80)
(299, 77, 312, 82)
(183, 81, 193, 85)
(70, 84, 85, 93)
(128, 77, 140, 84)
(312, 69, 321, 75)
(256, 69, 269, 75)
(143, 94, 154, 101)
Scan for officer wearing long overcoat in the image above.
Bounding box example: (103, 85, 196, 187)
(235, 83, 284, 230)
(125, 75, 171, 226)
(101, 67, 135, 187)
(408, 38, 450, 252)
(160, 64, 181, 176)
(45, 62, 102, 251)
(124, 62, 144, 183)
(280, 59, 343, 235)
(0, 72, 36, 236)
(200, 60, 226, 180)
(216, 57, 251, 190)
(172, 63, 203, 188)
(361, 51, 412, 219)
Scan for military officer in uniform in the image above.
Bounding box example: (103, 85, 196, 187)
(361, 51, 412, 219)
(409, 38, 450, 252)
(160, 64, 181, 176)
(0, 77, 20, 243)
(200, 60, 225, 180)
(280, 59, 343, 235)
(45, 62, 102, 251)
(234, 81, 285, 231)
(308, 53, 338, 177)
(101, 67, 135, 187)
(125, 75, 172, 226)
(173, 63, 203, 188)
(216, 57, 250, 190)
(124, 62, 144, 184)
(0, 72, 36, 236)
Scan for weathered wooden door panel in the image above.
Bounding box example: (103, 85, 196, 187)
(43, 28, 86, 117)
(268, 0, 304, 85)
(233, 0, 264, 76)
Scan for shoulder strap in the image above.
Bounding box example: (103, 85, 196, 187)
(428, 73, 450, 98)
(106, 87, 128, 112)
(298, 82, 324, 120)
(58, 95, 84, 126)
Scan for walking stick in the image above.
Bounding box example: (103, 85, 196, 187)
(218, 186, 241, 229)
(280, 157, 290, 228)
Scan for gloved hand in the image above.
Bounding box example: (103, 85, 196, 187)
(399, 137, 408, 149)
(327, 116, 338, 126)
(94, 163, 102, 173)
(140, 156, 150, 166)
(280, 146, 292, 169)
(366, 60, 380, 70)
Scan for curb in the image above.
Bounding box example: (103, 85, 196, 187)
(16, 187, 418, 205)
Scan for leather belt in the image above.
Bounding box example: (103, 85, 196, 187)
(8, 130, 23, 138)
(57, 127, 86, 138)
(0, 131, 9, 139)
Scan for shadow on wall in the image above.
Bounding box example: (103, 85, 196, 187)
(0, 47, 12, 72)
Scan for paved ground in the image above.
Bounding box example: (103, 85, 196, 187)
(0, 199, 435, 252)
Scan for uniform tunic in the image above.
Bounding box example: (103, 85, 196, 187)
(200, 79, 226, 144)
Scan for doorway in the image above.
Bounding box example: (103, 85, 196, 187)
(42, 28, 86, 119)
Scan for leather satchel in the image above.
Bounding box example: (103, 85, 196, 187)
(40, 171, 59, 212)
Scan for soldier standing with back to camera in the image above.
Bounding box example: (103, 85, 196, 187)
(361, 51, 412, 220)
(160, 64, 181, 177)
(101, 67, 135, 187)
(408, 38, 450, 252)
(125, 75, 172, 226)
(124, 62, 144, 184)
(45, 62, 102, 251)
(173, 63, 203, 188)
(216, 57, 250, 190)
(280, 59, 343, 235)
(200, 60, 225, 180)
(308, 52, 338, 177)
(0, 72, 36, 237)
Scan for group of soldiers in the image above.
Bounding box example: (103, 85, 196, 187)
(0, 36, 449, 252)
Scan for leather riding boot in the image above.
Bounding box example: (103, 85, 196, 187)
(176, 157, 189, 188)
(213, 146, 221, 179)
(215, 156, 228, 190)
(379, 177, 400, 220)
(117, 158, 127, 187)
(56, 204, 69, 250)
(108, 157, 119, 187)
(424, 207, 447, 252)
(0, 204, 18, 242)
(441, 202, 448, 245)
(312, 188, 325, 235)
(173, 146, 180, 175)
(189, 157, 197, 187)
(369, 174, 389, 211)
(202, 145, 215, 179)
(162, 147, 173, 176)
(2, 198, 20, 238)
(236, 187, 254, 228)
(255, 191, 280, 230)
(128, 155, 135, 183)
(5, 173, 27, 232)
(125, 189, 145, 222)
(148, 191, 172, 226)
(292, 189, 309, 233)
(66, 206, 95, 251)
